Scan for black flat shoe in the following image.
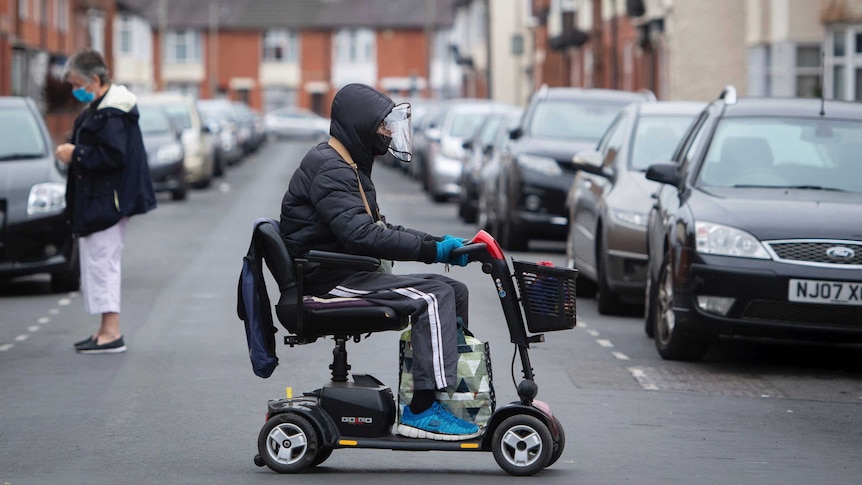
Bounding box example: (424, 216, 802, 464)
(76, 336, 126, 354)
(73, 335, 95, 349)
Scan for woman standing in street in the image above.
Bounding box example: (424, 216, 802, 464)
(55, 49, 156, 354)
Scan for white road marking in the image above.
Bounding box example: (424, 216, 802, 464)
(38, 317, 50, 324)
(585, 329, 600, 337)
(58, 298, 71, 306)
(597, 339, 614, 348)
(49, 308, 59, 315)
(628, 367, 659, 390)
(0, 344, 13, 352)
(28, 326, 40, 333)
(612, 351, 630, 360)
(14, 334, 29, 342)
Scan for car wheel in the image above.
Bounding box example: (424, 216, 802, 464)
(491, 415, 552, 476)
(652, 251, 710, 361)
(171, 181, 188, 201)
(51, 252, 80, 293)
(644, 255, 657, 338)
(477, 193, 490, 232)
(499, 213, 527, 251)
(257, 413, 320, 474)
(596, 234, 621, 315)
(566, 229, 597, 297)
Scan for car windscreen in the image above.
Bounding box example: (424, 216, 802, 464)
(138, 105, 172, 135)
(448, 112, 491, 138)
(696, 117, 862, 193)
(162, 104, 193, 130)
(0, 107, 47, 161)
(528, 99, 629, 142)
(630, 115, 696, 170)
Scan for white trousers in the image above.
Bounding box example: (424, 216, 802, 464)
(78, 218, 128, 314)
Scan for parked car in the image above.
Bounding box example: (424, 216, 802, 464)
(138, 92, 216, 188)
(457, 105, 519, 223)
(411, 100, 445, 184)
(264, 106, 329, 141)
(197, 99, 244, 169)
(477, 109, 523, 235)
(566, 101, 703, 314)
(233, 101, 267, 153)
(424, 99, 507, 202)
(137, 103, 187, 201)
(0, 96, 78, 292)
(644, 86, 862, 361)
(495, 86, 654, 250)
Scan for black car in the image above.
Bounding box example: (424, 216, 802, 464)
(138, 103, 188, 201)
(644, 86, 862, 361)
(0, 96, 78, 292)
(496, 86, 654, 250)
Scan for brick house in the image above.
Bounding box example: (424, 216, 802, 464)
(115, 0, 458, 116)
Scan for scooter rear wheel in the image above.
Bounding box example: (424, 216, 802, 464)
(257, 413, 320, 474)
(491, 415, 552, 476)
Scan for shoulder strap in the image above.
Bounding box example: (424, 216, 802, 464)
(328, 137, 379, 221)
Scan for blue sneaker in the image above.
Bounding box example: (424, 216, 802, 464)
(397, 401, 481, 441)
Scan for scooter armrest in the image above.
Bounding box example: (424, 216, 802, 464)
(306, 250, 381, 272)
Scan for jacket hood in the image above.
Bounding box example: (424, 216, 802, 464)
(97, 84, 137, 113)
(330, 83, 394, 174)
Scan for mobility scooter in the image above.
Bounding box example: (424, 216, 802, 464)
(247, 222, 577, 476)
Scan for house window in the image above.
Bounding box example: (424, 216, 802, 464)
(795, 45, 821, 98)
(262, 30, 299, 62)
(18, 0, 27, 20)
(335, 28, 375, 63)
(119, 16, 133, 55)
(167, 30, 202, 63)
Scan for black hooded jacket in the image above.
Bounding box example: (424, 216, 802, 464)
(279, 83, 438, 294)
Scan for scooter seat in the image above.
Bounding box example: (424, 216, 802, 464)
(254, 219, 409, 340)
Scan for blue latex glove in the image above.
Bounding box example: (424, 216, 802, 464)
(436, 238, 469, 266)
(441, 234, 466, 243)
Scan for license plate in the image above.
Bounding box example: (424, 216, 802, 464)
(788, 279, 862, 306)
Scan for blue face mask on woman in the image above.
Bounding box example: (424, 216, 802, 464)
(72, 86, 95, 103)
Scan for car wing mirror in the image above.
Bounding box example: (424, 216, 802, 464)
(645, 162, 682, 186)
(572, 149, 605, 175)
(462, 140, 473, 150)
(509, 127, 523, 140)
(425, 127, 441, 142)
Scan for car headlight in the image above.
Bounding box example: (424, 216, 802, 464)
(157, 143, 184, 164)
(440, 138, 464, 160)
(28, 182, 66, 215)
(695, 221, 770, 259)
(611, 208, 648, 227)
(517, 154, 562, 177)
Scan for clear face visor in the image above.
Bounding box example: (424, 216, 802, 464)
(382, 103, 412, 162)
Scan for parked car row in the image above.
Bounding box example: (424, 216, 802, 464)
(385, 84, 862, 362)
(0, 93, 266, 293)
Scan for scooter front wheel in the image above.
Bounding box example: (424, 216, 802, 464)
(257, 413, 320, 474)
(491, 415, 553, 476)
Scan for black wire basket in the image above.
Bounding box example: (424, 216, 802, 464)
(512, 260, 577, 333)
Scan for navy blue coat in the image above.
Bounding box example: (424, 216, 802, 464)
(279, 84, 439, 294)
(66, 84, 156, 236)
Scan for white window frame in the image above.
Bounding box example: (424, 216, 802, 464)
(119, 15, 133, 55)
(166, 30, 202, 64)
(262, 29, 299, 63)
(18, 0, 28, 20)
(334, 28, 375, 63)
(794, 43, 822, 98)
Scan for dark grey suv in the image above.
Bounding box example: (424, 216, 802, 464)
(0, 96, 78, 292)
(495, 86, 654, 250)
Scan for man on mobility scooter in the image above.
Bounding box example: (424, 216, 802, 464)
(278, 83, 479, 440)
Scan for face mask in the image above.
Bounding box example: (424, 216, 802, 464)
(372, 133, 392, 156)
(72, 87, 95, 103)
(381, 103, 412, 162)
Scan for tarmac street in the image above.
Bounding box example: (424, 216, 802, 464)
(1, 139, 861, 484)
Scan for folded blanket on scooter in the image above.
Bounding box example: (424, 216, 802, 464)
(398, 326, 495, 427)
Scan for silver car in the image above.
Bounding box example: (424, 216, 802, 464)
(566, 101, 704, 314)
(424, 99, 505, 202)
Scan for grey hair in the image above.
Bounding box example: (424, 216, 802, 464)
(62, 49, 110, 84)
